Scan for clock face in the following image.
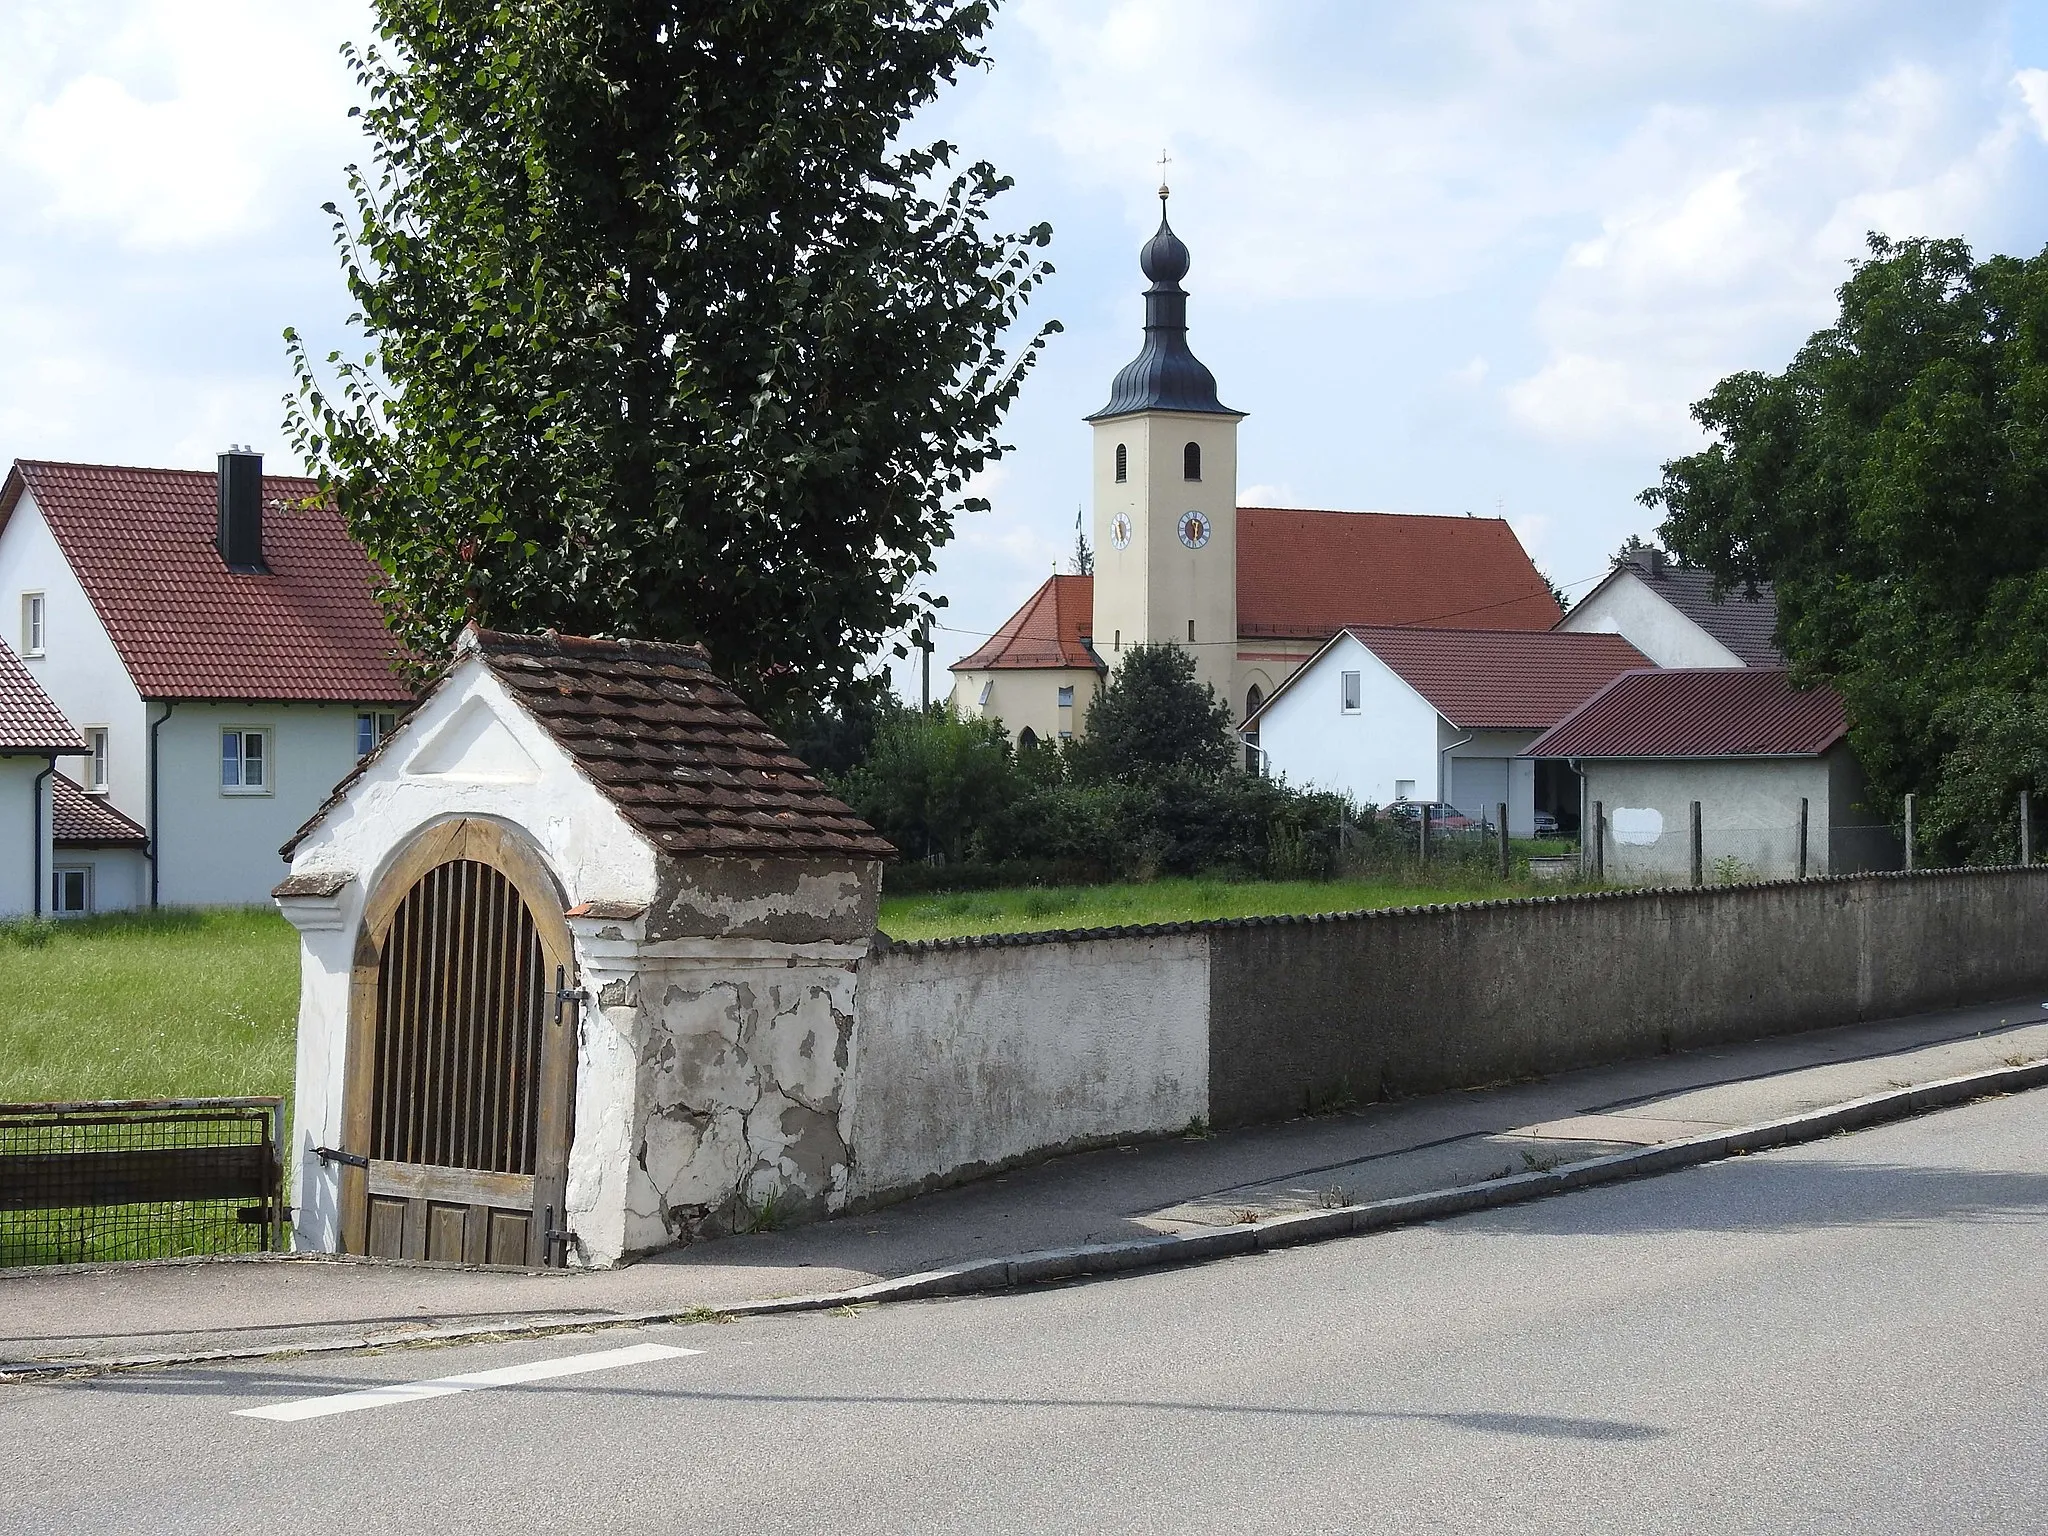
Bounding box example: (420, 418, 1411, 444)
(1110, 513, 1133, 550)
(1178, 510, 1212, 549)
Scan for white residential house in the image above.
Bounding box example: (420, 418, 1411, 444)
(1559, 548, 1782, 668)
(1247, 626, 1650, 835)
(0, 452, 412, 911)
(0, 637, 86, 918)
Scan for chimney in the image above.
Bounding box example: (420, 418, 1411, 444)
(217, 446, 265, 570)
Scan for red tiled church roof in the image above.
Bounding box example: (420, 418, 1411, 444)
(1238, 508, 1561, 635)
(51, 773, 147, 845)
(957, 510, 1560, 673)
(1338, 626, 1653, 730)
(1526, 668, 1848, 759)
(951, 574, 1100, 672)
(0, 639, 84, 752)
(0, 460, 412, 704)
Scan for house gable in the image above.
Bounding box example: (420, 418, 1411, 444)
(1253, 630, 1445, 803)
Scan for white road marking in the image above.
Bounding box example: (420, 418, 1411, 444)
(234, 1341, 699, 1422)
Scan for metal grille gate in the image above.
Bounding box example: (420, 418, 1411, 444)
(339, 821, 579, 1269)
(372, 859, 545, 1178)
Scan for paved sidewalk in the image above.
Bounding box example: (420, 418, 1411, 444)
(7, 996, 2047, 1370)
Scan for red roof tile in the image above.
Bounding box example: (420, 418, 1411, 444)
(1525, 668, 1848, 759)
(1239, 508, 1561, 635)
(1, 460, 412, 704)
(0, 640, 84, 752)
(956, 511, 1560, 674)
(951, 574, 1100, 672)
(1252, 626, 1652, 731)
(51, 773, 146, 845)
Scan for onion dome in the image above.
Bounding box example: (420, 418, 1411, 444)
(1087, 192, 1244, 422)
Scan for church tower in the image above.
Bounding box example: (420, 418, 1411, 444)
(1087, 186, 1246, 704)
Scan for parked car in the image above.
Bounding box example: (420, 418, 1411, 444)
(1533, 810, 1561, 836)
(1382, 800, 1488, 833)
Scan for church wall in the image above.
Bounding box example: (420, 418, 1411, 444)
(951, 665, 1101, 746)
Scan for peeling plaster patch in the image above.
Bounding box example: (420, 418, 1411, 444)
(649, 857, 880, 943)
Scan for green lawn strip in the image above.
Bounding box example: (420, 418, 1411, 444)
(879, 874, 1539, 942)
(0, 908, 298, 1104)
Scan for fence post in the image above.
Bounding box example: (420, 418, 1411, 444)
(1592, 800, 1605, 880)
(1797, 797, 1809, 880)
(1497, 802, 1510, 879)
(2022, 790, 2032, 867)
(1419, 804, 1430, 866)
(1690, 800, 1703, 887)
(1905, 793, 1916, 872)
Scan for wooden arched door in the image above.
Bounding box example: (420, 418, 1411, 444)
(338, 819, 579, 1267)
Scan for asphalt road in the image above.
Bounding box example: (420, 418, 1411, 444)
(8, 1089, 2047, 1535)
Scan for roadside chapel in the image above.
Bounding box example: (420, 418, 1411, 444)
(950, 185, 1564, 747)
(273, 627, 892, 1270)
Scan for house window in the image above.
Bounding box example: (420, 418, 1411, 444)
(85, 728, 108, 792)
(1019, 726, 1038, 750)
(1057, 685, 1075, 708)
(1059, 729, 1073, 741)
(51, 867, 90, 915)
(1188, 619, 1196, 642)
(221, 729, 271, 793)
(1395, 779, 1416, 801)
(21, 592, 45, 656)
(978, 678, 994, 707)
(1114, 629, 1120, 652)
(356, 711, 397, 757)
(1114, 443, 1127, 483)
(1183, 442, 1202, 481)
(1340, 671, 1362, 713)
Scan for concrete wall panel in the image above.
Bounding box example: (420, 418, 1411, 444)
(848, 932, 1209, 1201)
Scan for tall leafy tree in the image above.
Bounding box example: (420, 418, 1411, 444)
(1071, 643, 1236, 784)
(1643, 234, 2048, 858)
(287, 0, 1057, 713)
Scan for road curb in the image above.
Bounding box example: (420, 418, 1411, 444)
(8, 1056, 2045, 1381)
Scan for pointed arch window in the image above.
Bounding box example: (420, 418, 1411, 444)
(1244, 685, 1263, 774)
(1183, 442, 1202, 481)
(1114, 443, 1128, 483)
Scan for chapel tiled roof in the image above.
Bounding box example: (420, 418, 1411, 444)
(50, 773, 147, 845)
(1597, 553, 1784, 665)
(285, 628, 894, 860)
(1238, 508, 1561, 636)
(1525, 668, 1848, 759)
(951, 575, 1100, 672)
(0, 640, 84, 752)
(0, 460, 413, 704)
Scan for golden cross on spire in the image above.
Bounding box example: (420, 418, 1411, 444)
(1157, 149, 1172, 201)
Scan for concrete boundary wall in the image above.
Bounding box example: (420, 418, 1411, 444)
(849, 868, 2048, 1195)
(848, 931, 1208, 1202)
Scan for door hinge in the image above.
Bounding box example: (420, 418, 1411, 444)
(314, 1145, 368, 1170)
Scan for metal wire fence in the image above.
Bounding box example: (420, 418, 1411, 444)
(0, 1098, 285, 1267)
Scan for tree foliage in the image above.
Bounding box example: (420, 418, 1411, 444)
(286, 0, 1057, 714)
(1068, 643, 1235, 784)
(1643, 234, 2048, 859)
(835, 705, 1019, 865)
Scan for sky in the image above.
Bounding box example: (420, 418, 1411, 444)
(5, 1, 2048, 698)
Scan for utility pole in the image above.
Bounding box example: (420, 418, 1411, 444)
(916, 617, 933, 713)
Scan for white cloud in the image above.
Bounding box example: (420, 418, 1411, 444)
(2017, 68, 2048, 141)
(5, 1, 362, 251)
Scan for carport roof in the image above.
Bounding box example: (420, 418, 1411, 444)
(1525, 667, 1848, 759)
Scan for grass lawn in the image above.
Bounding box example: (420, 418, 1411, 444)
(0, 908, 298, 1104)
(879, 873, 1554, 942)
